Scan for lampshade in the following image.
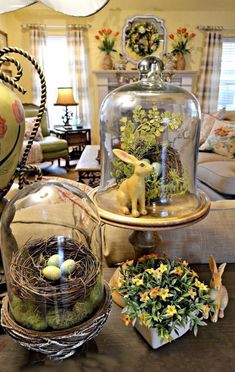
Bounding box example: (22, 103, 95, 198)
(54, 87, 78, 106)
(40, 0, 110, 16)
(0, 0, 34, 14)
(0, 0, 110, 16)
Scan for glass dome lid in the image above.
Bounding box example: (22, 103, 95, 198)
(94, 56, 210, 228)
(1, 180, 104, 332)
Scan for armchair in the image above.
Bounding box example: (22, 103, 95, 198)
(23, 103, 69, 166)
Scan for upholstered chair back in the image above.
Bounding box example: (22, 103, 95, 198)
(23, 103, 49, 137)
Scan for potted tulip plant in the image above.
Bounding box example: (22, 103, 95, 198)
(95, 28, 120, 70)
(168, 28, 196, 70)
(116, 254, 214, 348)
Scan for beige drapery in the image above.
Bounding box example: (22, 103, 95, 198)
(197, 28, 223, 113)
(29, 24, 47, 105)
(66, 25, 91, 126)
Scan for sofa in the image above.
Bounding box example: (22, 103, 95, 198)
(23, 103, 69, 166)
(196, 110, 235, 201)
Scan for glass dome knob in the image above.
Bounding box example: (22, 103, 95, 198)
(138, 56, 164, 79)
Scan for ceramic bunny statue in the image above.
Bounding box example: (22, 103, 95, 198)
(209, 255, 229, 323)
(113, 149, 153, 217)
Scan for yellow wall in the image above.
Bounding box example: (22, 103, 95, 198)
(2, 4, 235, 143)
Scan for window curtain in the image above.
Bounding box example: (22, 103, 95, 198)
(29, 25, 47, 105)
(197, 30, 223, 113)
(66, 25, 91, 125)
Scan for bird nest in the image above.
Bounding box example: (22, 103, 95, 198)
(145, 143, 184, 178)
(1, 282, 112, 360)
(9, 236, 101, 307)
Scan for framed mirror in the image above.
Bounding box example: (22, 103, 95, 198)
(122, 15, 167, 65)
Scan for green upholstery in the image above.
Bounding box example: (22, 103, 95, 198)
(23, 103, 68, 163)
(39, 136, 68, 152)
(23, 103, 50, 137)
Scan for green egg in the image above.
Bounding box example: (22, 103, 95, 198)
(42, 266, 61, 281)
(47, 254, 64, 268)
(152, 162, 162, 176)
(61, 259, 76, 275)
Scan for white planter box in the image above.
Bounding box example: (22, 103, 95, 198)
(135, 320, 190, 349)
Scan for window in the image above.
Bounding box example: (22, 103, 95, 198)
(218, 38, 235, 111)
(44, 35, 78, 126)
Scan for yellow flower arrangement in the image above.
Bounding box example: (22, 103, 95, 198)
(114, 255, 215, 343)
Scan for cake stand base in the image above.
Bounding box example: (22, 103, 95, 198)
(129, 230, 161, 261)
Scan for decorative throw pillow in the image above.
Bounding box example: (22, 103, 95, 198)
(24, 117, 43, 141)
(199, 108, 226, 145)
(199, 119, 235, 158)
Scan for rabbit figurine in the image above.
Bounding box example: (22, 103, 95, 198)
(209, 255, 229, 323)
(113, 149, 154, 217)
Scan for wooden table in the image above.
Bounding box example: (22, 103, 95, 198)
(51, 126, 91, 166)
(0, 265, 234, 372)
(75, 145, 101, 187)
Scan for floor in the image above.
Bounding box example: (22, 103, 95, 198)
(39, 159, 78, 182)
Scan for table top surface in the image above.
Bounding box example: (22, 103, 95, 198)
(75, 145, 101, 171)
(0, 265, 234, 372)
(51, 125, 90, 134)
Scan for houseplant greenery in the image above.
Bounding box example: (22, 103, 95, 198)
(116, 254, 214, 344)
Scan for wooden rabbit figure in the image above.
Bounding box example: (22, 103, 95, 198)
(113, 149, 153, 217)
(209, 255, 229, 323)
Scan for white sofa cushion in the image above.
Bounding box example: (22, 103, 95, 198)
(197, 161, 235, 195)
(197, 151, 231, 164)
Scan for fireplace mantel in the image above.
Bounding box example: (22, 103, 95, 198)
(94, 70, 197, 108)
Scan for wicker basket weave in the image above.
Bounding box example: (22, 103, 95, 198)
(1, 281, 112, 360)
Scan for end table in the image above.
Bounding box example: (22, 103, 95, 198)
(50, 126, 91, 167)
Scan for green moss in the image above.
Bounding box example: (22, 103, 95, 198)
(9, 277, 104, 331)
(46, 306, 79, 330)
(46, 278, 103, 330)
(10, 295, 48, 331)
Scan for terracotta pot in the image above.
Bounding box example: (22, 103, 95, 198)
(0, 83, 25, 199)
(102, 53, 113, 70)
(175, 52, 186, 70)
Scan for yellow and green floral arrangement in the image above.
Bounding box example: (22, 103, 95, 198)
(117, 254, 215, 343)
(112, 105, 190, 202)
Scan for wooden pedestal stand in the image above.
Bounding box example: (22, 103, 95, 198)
(90, 188, 211, 307)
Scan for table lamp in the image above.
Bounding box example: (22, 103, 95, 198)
(54, 87, 78, 127)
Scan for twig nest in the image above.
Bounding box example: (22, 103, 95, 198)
(8, 236, 103, 331)
(42, 266, 61, 281)
(60, 259, 76, 275)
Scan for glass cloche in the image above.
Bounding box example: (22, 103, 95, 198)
(1, 180, 104, 332)
(94, 56, 210, 228)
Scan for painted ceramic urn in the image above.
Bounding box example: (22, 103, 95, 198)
(0, 83, 25, 201)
